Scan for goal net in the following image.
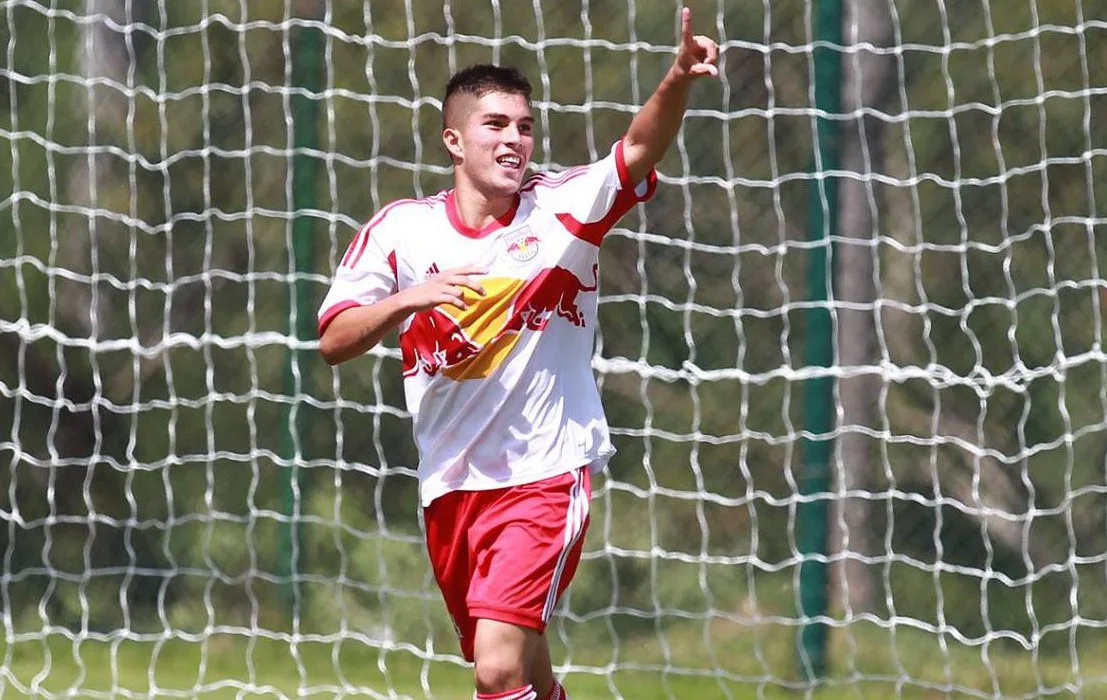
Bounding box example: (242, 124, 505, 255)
(1, 0, 1105, 697)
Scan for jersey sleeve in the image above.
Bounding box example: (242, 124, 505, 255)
(317, 215, 399, 337)
(527, 138, 658, 245)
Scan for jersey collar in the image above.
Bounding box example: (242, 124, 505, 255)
(445, 189, 520, 239)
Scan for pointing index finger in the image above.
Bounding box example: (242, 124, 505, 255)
(681, 7, 693, 48)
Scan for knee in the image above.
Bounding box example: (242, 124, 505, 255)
(473, 653, 528, 694)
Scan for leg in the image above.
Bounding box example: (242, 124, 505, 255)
(423, 491, 479, 663)
(528, 633, 555, 698)
(472, 618, 543, 694)
(466, 468, 592, 696)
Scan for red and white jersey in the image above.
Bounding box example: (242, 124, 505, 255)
(318, 140, 657, 506)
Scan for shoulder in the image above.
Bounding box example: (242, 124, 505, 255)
(372, 190, 450, 226)
(520, 164, 593, 195)
(341, 191, 449, 267)
(359, 190, 451, 242)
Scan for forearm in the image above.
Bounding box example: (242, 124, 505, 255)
(622, 66, 695, 185)
(318, 291, 414, 366)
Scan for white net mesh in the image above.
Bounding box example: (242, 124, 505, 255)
(1, 0, 1106, 697)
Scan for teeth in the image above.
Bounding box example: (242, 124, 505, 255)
(497, 156, 520, 167)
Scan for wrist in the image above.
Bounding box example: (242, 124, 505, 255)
(666, 61, 697, 84)
(389, 287, 420, 316)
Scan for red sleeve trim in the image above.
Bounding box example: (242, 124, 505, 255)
(317, 300, 362, 337)
(614, 137, 658, 195)
(615, 138, 633, 189)
(319, 250, 398, 337)
(554, 141, 658, 246)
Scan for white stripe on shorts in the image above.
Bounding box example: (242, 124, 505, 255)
(541, 469, 588, 622)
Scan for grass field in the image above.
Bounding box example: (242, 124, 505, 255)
(3, 532, 1105, 698)
(2, 618, 1106, 699)
(3, 560, 1106, 699)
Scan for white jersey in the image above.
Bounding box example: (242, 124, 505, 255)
(318, 140, 657, 506)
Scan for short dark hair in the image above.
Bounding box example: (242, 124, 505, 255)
(442, 64, 532, 130)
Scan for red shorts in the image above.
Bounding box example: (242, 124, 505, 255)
(423, 467, 592, 662)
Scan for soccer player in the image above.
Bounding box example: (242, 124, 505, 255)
(318, 8, 718, 699)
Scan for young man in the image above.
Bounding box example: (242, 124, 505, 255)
(318, 8, 717, 699)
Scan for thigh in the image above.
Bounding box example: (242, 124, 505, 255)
(468, 467, 592, 632)
(424, 490, 481, 661)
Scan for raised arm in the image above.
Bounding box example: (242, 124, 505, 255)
(622, 7, 719, 185)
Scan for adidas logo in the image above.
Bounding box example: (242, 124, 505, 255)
(425, 263, 440, 278)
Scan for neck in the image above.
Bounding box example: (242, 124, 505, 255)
(452, 178, 517, 231)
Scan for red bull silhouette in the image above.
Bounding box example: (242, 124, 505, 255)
(506, 263, 599, 332)
(400, 308, 482, 377)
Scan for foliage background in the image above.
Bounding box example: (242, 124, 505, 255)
(1, 0, 1106, 696)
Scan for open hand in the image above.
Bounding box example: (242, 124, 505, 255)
(402, 265, 487, 313)
(675, 7, 719, 78)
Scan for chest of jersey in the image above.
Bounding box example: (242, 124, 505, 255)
(395, 202, 602, 382)
(395, 205, 596, 291)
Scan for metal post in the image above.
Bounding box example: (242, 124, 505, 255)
(798, 0, 843, 682)
(279, 3, 322, 617)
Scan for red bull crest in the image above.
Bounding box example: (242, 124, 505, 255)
(503, 227, 541, 263)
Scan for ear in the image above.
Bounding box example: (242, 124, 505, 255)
(442, 127, 463, 161)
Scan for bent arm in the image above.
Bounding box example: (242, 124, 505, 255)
(318, 264, 487, 366)
(318, 292, 415, 366)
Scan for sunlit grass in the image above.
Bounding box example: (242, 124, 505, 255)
(2, 605, 1106, 699)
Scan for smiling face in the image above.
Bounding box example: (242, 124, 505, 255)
(442, 90, 535, 199)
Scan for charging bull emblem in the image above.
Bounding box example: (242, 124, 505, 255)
(399, 309, 481, 378)
(505, 264, 599, 331)
(399, 265, 599, 380)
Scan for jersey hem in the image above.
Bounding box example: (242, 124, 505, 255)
(419, 450, 612, 507)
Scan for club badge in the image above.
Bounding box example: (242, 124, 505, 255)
(503, 227, 540, 263)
